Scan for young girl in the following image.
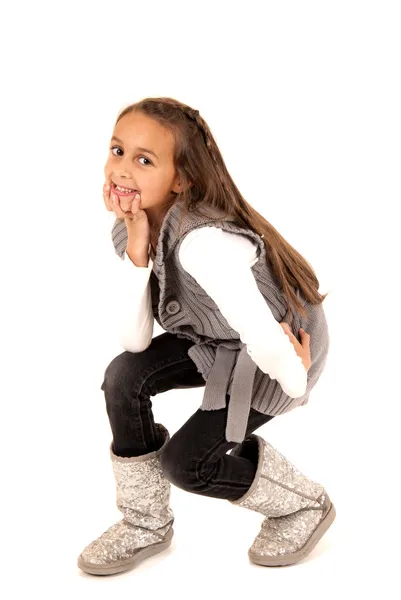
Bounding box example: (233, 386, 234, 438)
(77, 97, 335, 575)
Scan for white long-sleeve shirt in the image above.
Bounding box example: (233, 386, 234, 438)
(117, 226, 307, 398)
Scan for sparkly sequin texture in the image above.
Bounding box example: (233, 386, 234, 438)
(77, 424, 174, 575)
(230, 435, 336, 566)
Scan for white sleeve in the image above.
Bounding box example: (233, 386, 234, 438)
(178, 227, 307, 398)
(117, 250, 154, 353)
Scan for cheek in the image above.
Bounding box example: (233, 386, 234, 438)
(104, 156, 113, 173)
(104, 167, 114, 182)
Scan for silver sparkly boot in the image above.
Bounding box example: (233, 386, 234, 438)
(77, 423, 174, 575)
(229, 434, 336, 567)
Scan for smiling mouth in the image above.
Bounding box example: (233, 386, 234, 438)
(112, 182, 139, 196)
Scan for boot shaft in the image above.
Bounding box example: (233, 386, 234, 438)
(110, 423, 174, 531)
(230, 435, 325, 517)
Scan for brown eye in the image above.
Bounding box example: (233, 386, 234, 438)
(109, 146, 122, 156)
(138, 156, 152, 166)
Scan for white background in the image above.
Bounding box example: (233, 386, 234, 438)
(1, 0, 400, 598)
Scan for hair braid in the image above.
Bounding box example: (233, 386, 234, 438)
(176, 105, 229, 191)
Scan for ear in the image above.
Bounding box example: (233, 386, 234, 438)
(171, 173, 181, 194)
(171, 180, 193, 193)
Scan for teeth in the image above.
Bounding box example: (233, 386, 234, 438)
(116, 185, 136, 193)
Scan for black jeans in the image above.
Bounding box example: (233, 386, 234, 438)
(101, 332, 274, 501)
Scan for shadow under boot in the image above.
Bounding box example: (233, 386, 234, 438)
(229, 435, 336, 567)
(77, 423, 174, 575)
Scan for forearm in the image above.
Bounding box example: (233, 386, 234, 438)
(126, 246, 149, 268)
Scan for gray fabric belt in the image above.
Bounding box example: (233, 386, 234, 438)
(200, 342, 258, 443)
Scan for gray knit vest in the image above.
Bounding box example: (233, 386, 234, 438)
(111, 198, 330, 443)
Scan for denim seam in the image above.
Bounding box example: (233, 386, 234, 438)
(196, 423, 232, 485)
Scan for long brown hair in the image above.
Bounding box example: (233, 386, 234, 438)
(115, 97, 328, 318)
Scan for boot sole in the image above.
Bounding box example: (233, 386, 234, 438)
(77, 527, 174, 575)
(248, 494, 336, 567)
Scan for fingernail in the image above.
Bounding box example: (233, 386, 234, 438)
(135, 193, 140, 199)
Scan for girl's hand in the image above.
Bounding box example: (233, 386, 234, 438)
(103, 178, 137, 216)
(279, 322, 311, 372)
(103, 180, 150, 255)
(103, 179, 114, 212)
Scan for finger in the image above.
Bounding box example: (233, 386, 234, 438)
(103, 182, 113, 211)
(123, 194, 140, 218)
(300, 328, 310, 343)
(130, 193, 141, 214)
(281, 324, 294, 337)
(283, 329, 295, 340)
(131, 194, 141, 215)
(111, 192, 128, 219)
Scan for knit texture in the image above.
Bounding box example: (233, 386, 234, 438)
(111, 198, 330, 442)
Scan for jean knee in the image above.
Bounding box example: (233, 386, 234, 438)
(101, 352, 144, 401)
(159, 441, 178, 482)
(160, 438, 198, 490)
(103, 351, 139, 384)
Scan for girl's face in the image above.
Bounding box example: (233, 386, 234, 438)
(104, 111, 181, 217)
